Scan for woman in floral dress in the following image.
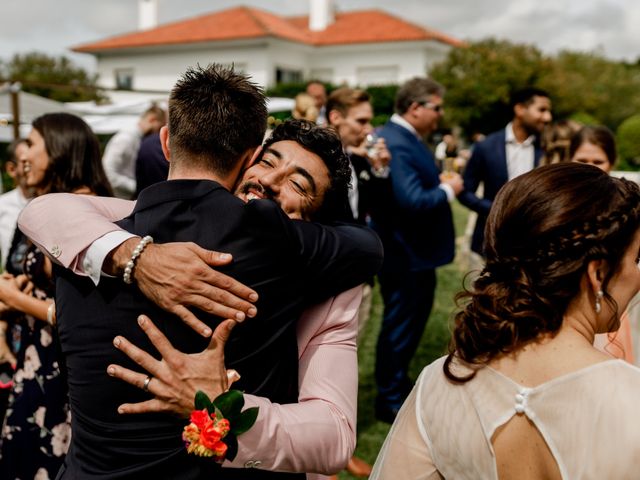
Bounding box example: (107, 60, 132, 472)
(0, 113, 112, 479)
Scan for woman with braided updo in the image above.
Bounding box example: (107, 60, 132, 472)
(371, 162, 640, 480)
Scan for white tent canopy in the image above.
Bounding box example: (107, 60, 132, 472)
(0, 87, 295, 141)
(0, 87, 70, 142)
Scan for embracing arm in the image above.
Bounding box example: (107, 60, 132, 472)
(17, 193, 135, 273)
(288, 217, 383, 301)
(18, 193, 257, 331)
(109, 286, 362, 475)
(226, 286, 360, 473)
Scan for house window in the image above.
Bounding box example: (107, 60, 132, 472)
(276, 67, 303, 84)
(309, 68, 333, 83)
(115, 69, 134, 90)
(356, 66, 399, 86)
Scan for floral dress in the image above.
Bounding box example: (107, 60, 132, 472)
(0, 229, 70, 480)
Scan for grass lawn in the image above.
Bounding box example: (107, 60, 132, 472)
(339, 201, 471, 478)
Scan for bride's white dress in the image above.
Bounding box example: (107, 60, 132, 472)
(371, 356, 640, 479)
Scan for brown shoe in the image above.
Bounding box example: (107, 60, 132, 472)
(346, 456, 373, 477)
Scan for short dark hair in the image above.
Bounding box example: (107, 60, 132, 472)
(394, 77, 445, 115)
(445, 163, 640, 382)
(326, 87, 370, 120)
(262, 119, 351, 223)
(569, 125, 617, 167)
(168, 64, 267, 175)
(32, 112, 113, 197)
(510, 87, 550, 110)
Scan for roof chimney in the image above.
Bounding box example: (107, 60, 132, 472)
(309, 0, 334, 31)
(138, 0, 158, 30)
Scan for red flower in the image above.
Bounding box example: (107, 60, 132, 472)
(190, 409, 210, 429)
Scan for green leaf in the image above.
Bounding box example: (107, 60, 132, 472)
(194, 390, 213, 411)
(214, 405, 224, 421)
(214, 390, 244, 419)
(225, 434, 239, 462)
(231, 407, 259, 436)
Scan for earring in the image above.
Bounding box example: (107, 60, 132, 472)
(595, 290, 604, 314)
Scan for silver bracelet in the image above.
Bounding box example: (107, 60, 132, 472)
(123, 235, 154, 285)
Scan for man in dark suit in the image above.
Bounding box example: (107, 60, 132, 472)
(135, 132, 169, 197)
(459, 87, 552, 255)
(372, 78, 463, 423)
(50, 65, 382, 479)
(326, 87, 391, 226)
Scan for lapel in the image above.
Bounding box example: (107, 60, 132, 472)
(533, 142, 544, 167)
(494, 130, 509, 187)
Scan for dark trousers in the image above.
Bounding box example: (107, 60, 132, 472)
(375, 268, 436, 411)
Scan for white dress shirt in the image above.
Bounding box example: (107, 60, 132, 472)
(505, 122, 535, 181)
(0, 187, 30, 269)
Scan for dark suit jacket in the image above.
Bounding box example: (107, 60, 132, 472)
(372, 121, 455, 273)
(135, 133, 169, 197)
(349, 153, 393, 226)
(458, 128, 543, 254)
(55, 180, 382, 479)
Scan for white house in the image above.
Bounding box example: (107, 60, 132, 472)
(72, 0, 462, 95)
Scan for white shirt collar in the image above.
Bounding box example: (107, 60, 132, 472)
(505, 122, 535, 147)
(390, 114, 421, 138)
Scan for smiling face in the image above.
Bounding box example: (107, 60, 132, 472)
(22, 128, 51, 189)
(235, 140, 331, 220)
(516, 95, 552, 136)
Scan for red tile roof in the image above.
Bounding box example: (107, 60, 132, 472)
(73, 6, 462, 53)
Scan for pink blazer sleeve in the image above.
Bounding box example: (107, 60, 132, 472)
(225, 286, 362, 475)
(17, 193, 135, 274)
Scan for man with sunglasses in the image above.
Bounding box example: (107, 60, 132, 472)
(370, 77, 462, 424)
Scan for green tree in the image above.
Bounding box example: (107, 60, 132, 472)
(429, 39, 640, 137)
(0, 51, 104, 102)
(429, 38, 550, 135)
(616, 114, 640, 170)
(538, 50, 640, 130)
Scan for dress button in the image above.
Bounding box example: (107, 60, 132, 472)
(51, 245, 62, 258)
(254, 461, 262, 468)
(245, 461, 255, 468)
(515, 404, 525, 414)
(515, 393, 524, 402)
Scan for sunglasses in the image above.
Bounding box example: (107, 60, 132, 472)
(418, 101, 443, 113)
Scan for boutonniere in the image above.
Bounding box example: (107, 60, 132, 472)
(183, 390, 259, 462)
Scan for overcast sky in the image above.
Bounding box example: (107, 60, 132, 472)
(2, 0, 638, 71)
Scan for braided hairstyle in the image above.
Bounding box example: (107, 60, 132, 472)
(445, 162, 640, 382)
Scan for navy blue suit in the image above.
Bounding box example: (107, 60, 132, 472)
(372, 120, 455, 415)
(459, 129, 543, 254)
(135, 133, 169, 197)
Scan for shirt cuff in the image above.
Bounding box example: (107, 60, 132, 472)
(438, 183, 455, 202)
(80, 230, 137, 286)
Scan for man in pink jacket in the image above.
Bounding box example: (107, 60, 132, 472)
(20, 116, 375, 478)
